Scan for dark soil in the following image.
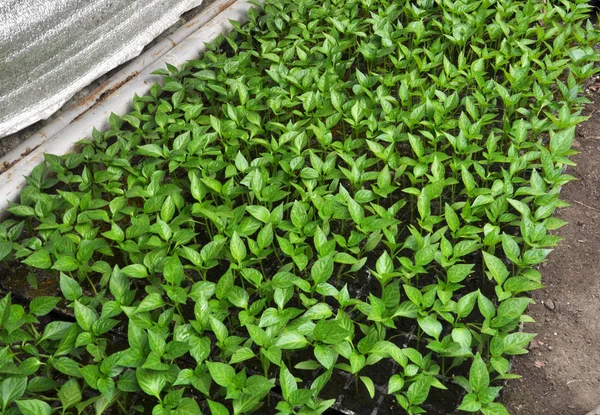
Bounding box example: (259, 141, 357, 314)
(501, 78, 600, 414)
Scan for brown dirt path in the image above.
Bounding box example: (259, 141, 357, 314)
(502, 86, 600, 414)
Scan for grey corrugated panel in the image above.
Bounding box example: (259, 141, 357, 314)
(0, 0, 203, 138)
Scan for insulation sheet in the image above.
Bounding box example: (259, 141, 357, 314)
(0, 0, 203, 138)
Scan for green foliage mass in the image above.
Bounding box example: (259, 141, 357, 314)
(0, 0, 598, 413)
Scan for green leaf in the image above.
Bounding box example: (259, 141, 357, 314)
(74, 301, 97, 332)
(208, 400, 230, 415)
(360, 376, 375, 398)
(136, 368, 166, 399)
(445, 203, 461, 232)
(235, 152, 249, 172)
(216, 270, 234, 300)
(275, 332, 308, 350)
(458, 393, 481, 412)
(522, 248, 552, 266)
(53, 357, 81, 377)
(279, 365, 297, 401)
(18, 357, 41, 376)
(109, 266, 129, 301)
(347, 198, 364, 225)
(291, 201, 308, 229)
(30, 296, 60, 316)
(0, 241, 12, 261)
(311, 255, 334, 285)
(246, 206, 270, 223)
(0, 294, 10, 328)
(16, 399, 51, 415)
(60, 272, 82, 301)
(313, 320, 350, 344)
(376, 250, 393, 275)
(121, 264, 149, 279)
(177, 398, 202, 415)
(481, 402, 510, 415)
(228, 286, 249, 309)
(314, 344, 335, 370)
(257, 223, 273, 250)
(388, 374, 404, 394)
(22, 250, 51, 269)
(491, 298, 531, 328)
(156, 218, 172, 241)
(503, 332, 537, 355)
(447, 264, 474, 283)
(230, 231, 247, 264)
(58, 379, 82, 409)
(1, 377, 27, 409)
(8, 205, 36, 217)
(232, 394, 259, 415)
(201, 238, 226, 263)
(451, 327, 472, 351)
(246, 375, 274, 397)
(137, 144, 164, 158)
(230, 347, 255, 364)
(469, 354, 490, 393)
(102, 222, 125, 242)
(40, 321, 73, 342)
(477, 292, 496, 320)
(407, 376, 431, 405)
(272, 271, 310, 292)
(549, 126, 575, 156)
(136, 293, 165, 312)
(457, 291, 478, 319)
(501, 233, 521, 263)
(289, 389, 313, 407)
(240, 268, 263, 288)
(163, 255, 184, 285)
(417, 315, 442, 340)
(482, 252, 510, 285)
(206, 362, 235, 387)
(209, 316, 229, 343)
(304, 303, 333, 320)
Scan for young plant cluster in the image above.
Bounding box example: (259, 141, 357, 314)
(0, 0, 598, 413)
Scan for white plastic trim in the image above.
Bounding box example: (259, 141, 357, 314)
(0, 0, 262, 216)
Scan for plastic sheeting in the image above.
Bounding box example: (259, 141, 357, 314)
(0, 0, 203, 138)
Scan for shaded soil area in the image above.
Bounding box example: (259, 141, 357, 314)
(502, 80, 600, 414)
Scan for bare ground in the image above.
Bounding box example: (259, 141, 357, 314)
(502, 83, 600, 414)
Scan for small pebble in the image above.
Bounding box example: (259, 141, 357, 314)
(544, 299, 555, 311)
(548, 345, 553, 351)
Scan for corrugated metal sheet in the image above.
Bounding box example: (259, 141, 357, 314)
(0, 0, 203, 138)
